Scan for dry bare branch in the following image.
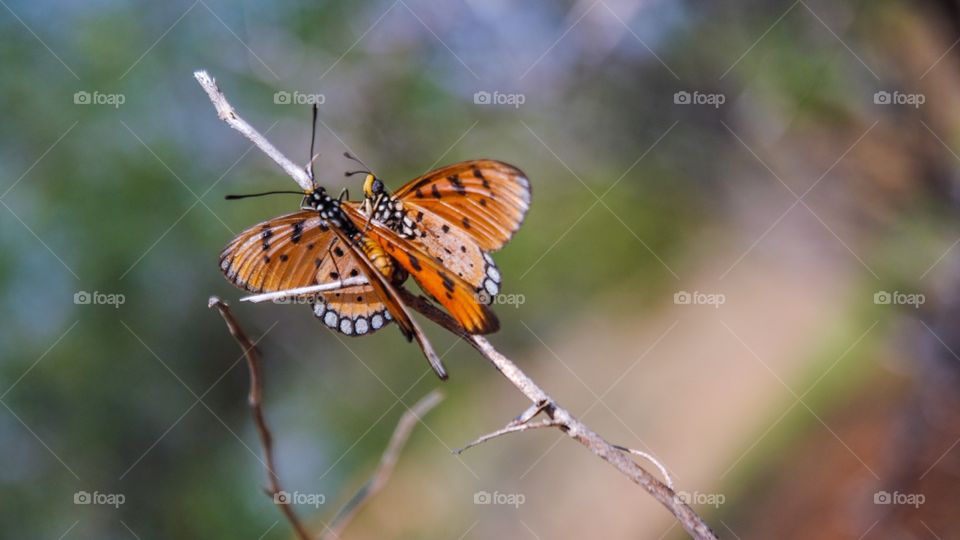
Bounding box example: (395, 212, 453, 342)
(208, 296, 311, 540)
(197, 72, 718, 540)
(210, 297, 443, 540)
(194, 70, 314, 191)
(455, 418, 562, 454)
(322, 390, 444, 540)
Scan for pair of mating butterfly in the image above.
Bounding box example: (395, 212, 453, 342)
(220, 142, 530, 380)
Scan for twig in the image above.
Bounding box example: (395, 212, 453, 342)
(322, 390, 444, 540)
(208, 296, 311, 540)
(613, 445, 675, 490)
(397, 291, 717, 539)
(197, 72, 718, 540)
(455, 418, 562, 454)
(210, 297, 443, 540)
(194, 70, 314, 191)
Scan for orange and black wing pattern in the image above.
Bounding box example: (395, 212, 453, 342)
(327, 226, 447, 378)
(392, 160, 531, 252)
(219, 211, 394, 337)
(343, 204, 499, 334)
(220, 211, 335, 293)
(311, 239, 393, 336)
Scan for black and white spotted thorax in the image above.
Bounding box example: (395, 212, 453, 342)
(369, 194, 418, 239)
(303, 188, 360, 237)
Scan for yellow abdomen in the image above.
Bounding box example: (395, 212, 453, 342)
(360, 237, 399, 281)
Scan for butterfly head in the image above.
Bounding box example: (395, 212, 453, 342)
(362, 173, 385, 199)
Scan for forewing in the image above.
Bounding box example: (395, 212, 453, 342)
(393, 160, 531, 251)
(220, 211, 336, 293)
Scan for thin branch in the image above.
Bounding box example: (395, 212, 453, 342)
(455, 418, 562, 454)
(193, 70, 314, 191)
(208, 296, 311, 540)
(613, 445, 675, 490)
(395, 292, 717, 540)
(197, 72, 718, 540)
(210, 296, 442, 540)
(322, 390, 444, 540)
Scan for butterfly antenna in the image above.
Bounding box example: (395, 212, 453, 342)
(307, 104, 320, 185)
(343, 151, 372, 174)
(225, 190, 305, 200)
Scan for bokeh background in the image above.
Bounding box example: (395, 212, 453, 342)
(3, 0, 960, 538)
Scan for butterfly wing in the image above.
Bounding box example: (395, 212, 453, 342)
(328, 226, 447, 379)
(220, 211, 336, 293)
(407, 209, 502, 303)
(219, 211, 394, 337)
(343, 204, 499, 334)
(392, 160, 531, 251)
(311, 240, 393, 336)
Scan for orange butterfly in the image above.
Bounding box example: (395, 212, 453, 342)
(219, 159, 531, 378)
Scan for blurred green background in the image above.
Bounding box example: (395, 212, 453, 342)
(3, 0, 960, 538)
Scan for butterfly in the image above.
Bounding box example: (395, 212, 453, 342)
(219, 158, 531, 379)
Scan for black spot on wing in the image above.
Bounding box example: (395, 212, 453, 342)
(431, 184, 442, 199)
(408, 254, 422, 272)
(291, 220, 305, 243)
(474, 167, 490, 189)
(441, 272, 455, 293)
(448, 174, 466, 195)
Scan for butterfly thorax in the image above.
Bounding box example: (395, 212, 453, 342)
(304, 188, 359, 236)
(369, 193, 418, 240)
(304, 187, 403, 282)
